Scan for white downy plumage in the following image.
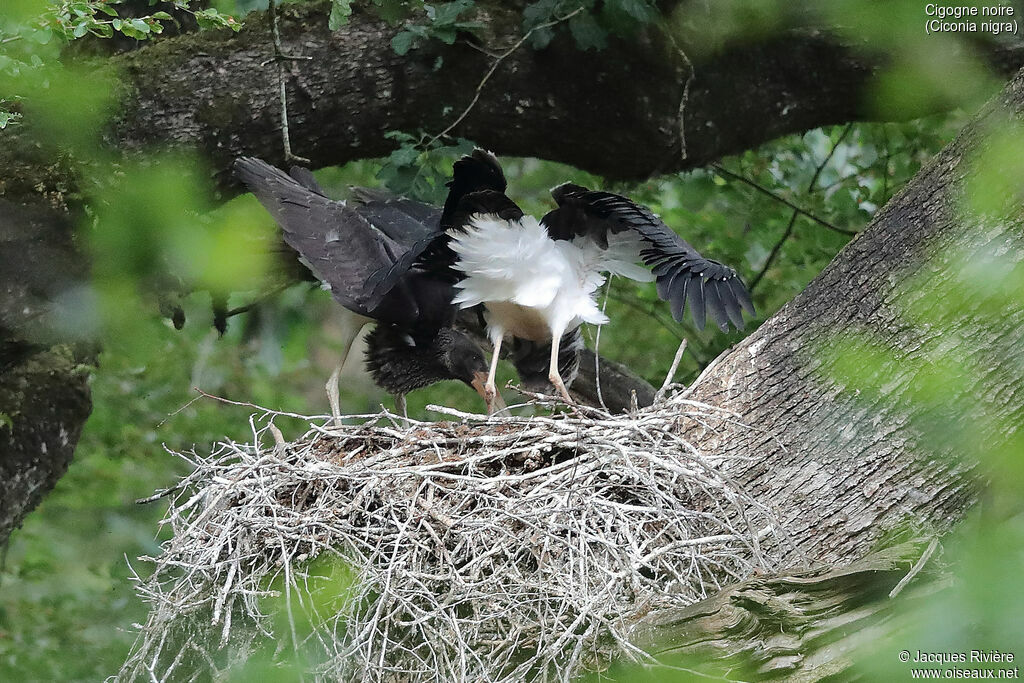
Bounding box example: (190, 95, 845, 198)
(449, 214, 653, 406)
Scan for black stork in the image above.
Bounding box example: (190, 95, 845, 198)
(369, 150, 756, 412)
(234, 157, 500, 419)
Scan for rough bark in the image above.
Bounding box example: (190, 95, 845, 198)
(672, 72, 1024, 569)
(0, 344, 92, 545)
(5, 0, 1024, 205)
(0, 200, 93, 544)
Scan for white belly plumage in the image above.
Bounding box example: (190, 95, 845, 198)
(448, 213, 652, 409)
(448, 214, 652, 341)
(483, 301, 553, 342)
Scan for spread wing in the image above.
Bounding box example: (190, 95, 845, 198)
(349, 187, 442, 246)
(234, 157, 414, 318)
(542, 184, 755, 331)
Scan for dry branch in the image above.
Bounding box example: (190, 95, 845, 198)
(119, 393, 787, 682)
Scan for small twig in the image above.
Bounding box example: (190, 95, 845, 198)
(192, 387, 329, 422)
(749, 123, 854, 292)
(809, 123, 854, 193)
(135, 482, 188, 505)
(267, 0, 311, 165)
(654, 339, 688, 404)
(711, 163, 856, 236)
(426, 6, 585, 148)
(155, 392, 206, 429)
(749, 213, 797, 292)
(222, 281, 295, 321)
(889, 537, 940, 598)
(660, 27, 695, 162)
(593, 276, 614, 412)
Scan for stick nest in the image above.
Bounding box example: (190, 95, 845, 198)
(118, 393, 786, 682)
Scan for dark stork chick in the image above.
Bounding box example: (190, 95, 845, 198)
(234, 157, 498, 419)
(370, 150, 755, 412)
(363, 325, 491, 416)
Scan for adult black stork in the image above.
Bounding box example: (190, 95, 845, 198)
(234, 157, 498, 419)
(369, 150, 756, 412)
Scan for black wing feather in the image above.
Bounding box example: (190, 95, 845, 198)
(366, 188, 524, 301)
(234, 157, 415, 318)
(349, 187, 442, 246)
(287, 166, 326, 195)
(727, 276, 756, 317)
(365, 230, 447, 301)
(671, 275, 690, 322)
(703, 280, 728, 333)
(719, 279, 746, 329)
(543, 185, 754, 331)
(686, 274, 706, 329)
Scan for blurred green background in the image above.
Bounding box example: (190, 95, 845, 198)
(1, 0, 1022, 679)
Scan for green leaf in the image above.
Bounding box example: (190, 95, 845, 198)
(328, 0, 353, 30)
(391, 30, 418, 55)
(72, 20, 90, 38)
(372, 0, 412, 24)
(150, 11, 173, 20)
(527, 26, 554, 49)
(433, 26, 457, 44)
(129, 18, 151, 33)
(384, 130, 417, 143)
(95, 3, 118, 17)
(431, 0, 473, 26)
(389, 144, 420, 167)
(194, 8, 239, 31)
(29, 26, 54, 44)
(622, 0, 657, 21)
(568, 12, 606, 50)
(523, 0, 562, 28)
(0, 111, 22, 129)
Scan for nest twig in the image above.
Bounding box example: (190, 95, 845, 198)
(118, 391, 788, 682)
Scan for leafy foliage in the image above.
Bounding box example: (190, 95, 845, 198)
(0, 0, 238, 127)
(328, 0, 352, 29)
(375, 131, 475, 201)
(390, 0, 482, 55)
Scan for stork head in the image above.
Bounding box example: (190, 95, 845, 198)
(436, 327, 504, 410)
(448, 149, 506, 192)
(441, 149, 507, 229)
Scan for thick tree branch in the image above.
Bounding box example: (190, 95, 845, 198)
(0, 344, 92, 544)
(675, 69, 1024, 569)
(6, 1, 1024, 202)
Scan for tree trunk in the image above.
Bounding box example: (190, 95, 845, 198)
(0, 200, 93, 544)
(620, 69, 1024, 674)
(0, 344, 92, 545)
(598, 72, 1024, 676)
